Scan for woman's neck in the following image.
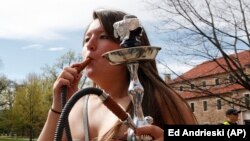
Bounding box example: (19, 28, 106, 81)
(95, 75, 129, 99)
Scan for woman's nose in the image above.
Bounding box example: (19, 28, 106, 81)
(86, 38, 97, 51)
(86, 45, 96, 51)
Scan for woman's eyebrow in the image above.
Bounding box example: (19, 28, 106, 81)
(85, 28, 105, 36)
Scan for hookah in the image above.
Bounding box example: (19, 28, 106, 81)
(54, 15, 161, 141)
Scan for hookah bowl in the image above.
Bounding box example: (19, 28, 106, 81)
(102, 15, 161, 141)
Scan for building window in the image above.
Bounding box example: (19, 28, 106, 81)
(191, 83, 195, 89)
(190, 102, 195, 112)
(179, 86, 183, 91)
(229, 74, 235, 83)
(245, 94, 250, 108)
(217, 99, 222, 110)
(202, 81, 206, 87)
(203, 101, 208, 111)
(215, 78, 220, 85)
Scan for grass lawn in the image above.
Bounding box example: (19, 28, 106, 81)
(0, 136, 36, 141)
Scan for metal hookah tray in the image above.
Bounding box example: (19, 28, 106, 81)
(102, 46, 161, 65)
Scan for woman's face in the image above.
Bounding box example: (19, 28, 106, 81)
(82, 19, 125, 81)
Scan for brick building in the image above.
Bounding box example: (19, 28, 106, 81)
(166, 50, 250, 125)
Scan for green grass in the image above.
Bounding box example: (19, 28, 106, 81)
(0, 136, 35, 141)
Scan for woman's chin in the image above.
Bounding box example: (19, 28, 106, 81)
(85, 69, 95, 78)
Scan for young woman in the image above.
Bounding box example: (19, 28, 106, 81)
(38, 9, 197, 141)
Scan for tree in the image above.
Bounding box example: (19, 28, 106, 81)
(10, 73, 50, 140)
(0, 50, 90, 138)
(41, 50, 89, 88)
(0, 75, 16, 109)
(144, 0, 250, 107)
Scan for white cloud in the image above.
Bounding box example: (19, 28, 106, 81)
(156, 59, 193, 79)
(22, 44, 43, 50)
(21, 44, 65, 52)
(0, 0, 152, 41)
(48, 47, 65, 51)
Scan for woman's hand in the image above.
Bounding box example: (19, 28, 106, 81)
(135, 125, 164, 141)
(52, 63, 83, 112)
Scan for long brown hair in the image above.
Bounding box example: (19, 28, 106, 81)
(91, 8, 197, 140)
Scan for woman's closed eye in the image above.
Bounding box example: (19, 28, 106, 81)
(84, 35, 110, 43)
(84, 37, 90, 43)
(100, 35, 111, 40)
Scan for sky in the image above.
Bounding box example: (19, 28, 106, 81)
(0, 0, 192, 83)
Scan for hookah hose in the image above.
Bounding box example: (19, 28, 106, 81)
(54, 87, 131, 141)
(60, 85, 72, 141)
(54, 58, 133, 141)
(57, 58, 92, 141)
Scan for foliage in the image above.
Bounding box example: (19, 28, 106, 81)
(144, 0, 250, 108)
(0, 75, 16, 108)
(0, 50, 87, 138)
(0, 74, 51, 138)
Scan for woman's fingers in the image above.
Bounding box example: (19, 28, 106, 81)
(54, 67, 78, 87)
(135, 125, 164, 141)
(62, 67, 78, 82)
(52, 67, 80, 102)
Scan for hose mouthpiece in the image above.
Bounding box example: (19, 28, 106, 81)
(76, 57, 92, 73)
